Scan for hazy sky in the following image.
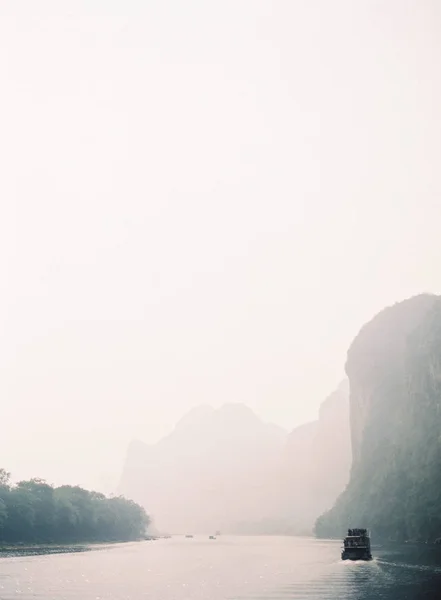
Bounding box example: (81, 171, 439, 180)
(1, 0, 440, 492)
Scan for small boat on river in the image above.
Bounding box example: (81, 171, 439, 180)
(341, 528, 372, 561)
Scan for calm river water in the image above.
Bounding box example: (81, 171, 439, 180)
(0, 536, 440, 600)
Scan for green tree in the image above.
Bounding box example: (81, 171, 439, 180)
(0, 470, 150, 544)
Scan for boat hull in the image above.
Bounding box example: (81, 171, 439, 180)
(341, 550, 372, 561)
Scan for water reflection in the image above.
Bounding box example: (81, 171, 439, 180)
(0, 537, 440, 600)
(244, 555, 441, 600)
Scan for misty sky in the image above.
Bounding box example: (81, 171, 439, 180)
(1, 0, 440, 492)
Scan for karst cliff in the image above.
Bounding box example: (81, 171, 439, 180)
(315, 294, 441, 542)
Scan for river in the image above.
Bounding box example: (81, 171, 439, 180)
(0, 536, 440, 599)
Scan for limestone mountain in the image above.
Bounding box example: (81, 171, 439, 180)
(315, 294, 441, 542)
(120, 383, 350, 535)
(275, 380, 351, 532)
(119, 404, 287, 533)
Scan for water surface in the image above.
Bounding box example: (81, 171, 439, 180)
(0, 536, 440, 599)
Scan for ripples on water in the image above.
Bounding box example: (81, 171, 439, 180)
(0, 537, 440, 600)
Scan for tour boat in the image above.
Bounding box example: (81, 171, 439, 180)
(341, 528, 372, 560)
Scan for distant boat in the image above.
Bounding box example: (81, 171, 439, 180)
(341, 528, 372, 561)
(185, 535, 194, 538)
(209, 535, 216, 540)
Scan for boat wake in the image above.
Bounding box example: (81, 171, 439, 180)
(338, 556, 380, 567)
(376, 558, 441, 574)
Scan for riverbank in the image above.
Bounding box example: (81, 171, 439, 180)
(0, 543, 93, 557)
(0, 537, 158, 558)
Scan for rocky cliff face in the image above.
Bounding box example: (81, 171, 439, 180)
(315, 294, 441, 542)
(119, 384, 350, 535)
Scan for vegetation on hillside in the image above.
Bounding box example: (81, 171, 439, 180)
(0, 469, 149, 544)
(315, 295, 441, 543)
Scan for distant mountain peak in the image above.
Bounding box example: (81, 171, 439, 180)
(217, 402, 261, 424)
(119, 385, 349, 535)
(174, 402, 282, 433)
(174, 405, 214, 430)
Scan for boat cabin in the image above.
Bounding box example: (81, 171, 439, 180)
(341, 528, 372, 560)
